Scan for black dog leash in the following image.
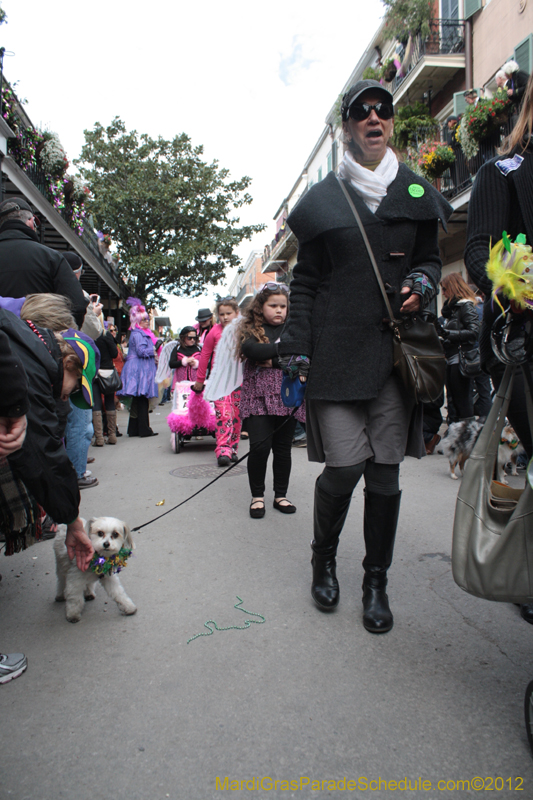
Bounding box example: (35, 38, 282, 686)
(131, 408, 298, 532)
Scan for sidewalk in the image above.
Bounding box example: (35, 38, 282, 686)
(1, 406, 533, 800)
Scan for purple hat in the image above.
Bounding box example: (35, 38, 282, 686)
(61, 329, 100, 409)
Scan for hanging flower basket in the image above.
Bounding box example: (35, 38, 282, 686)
(458, 94, 512, 159)
(417, 141, 455, 181)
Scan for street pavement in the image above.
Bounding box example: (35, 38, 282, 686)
(1, 406, 533, 800)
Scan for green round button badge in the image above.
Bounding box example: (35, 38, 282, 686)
(409, 184, 425, 198)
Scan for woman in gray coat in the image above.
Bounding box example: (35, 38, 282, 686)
(279, 80, 452, 633)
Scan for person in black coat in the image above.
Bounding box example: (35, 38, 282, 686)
(0, 197, 87, 328)
(465, 73, 533, 626)
(278, 79, 452, 634)
(93, 326, 119, 445)
(438, 273, 480, 422)
(465, 72, 533, 458)
(0, 307, 98, 569)
(0, 329, 28, 456)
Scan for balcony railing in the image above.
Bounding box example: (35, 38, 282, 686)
(387, 19, 465, 95)
(438, 115, 515, 201)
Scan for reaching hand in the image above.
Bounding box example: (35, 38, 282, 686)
(66, 517, 94, 572)
(0, 415, 27, 457)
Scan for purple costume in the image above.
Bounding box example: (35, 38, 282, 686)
(118, 328, 157, 398)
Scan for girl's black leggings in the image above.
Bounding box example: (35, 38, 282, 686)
(245, 414, 298, 497)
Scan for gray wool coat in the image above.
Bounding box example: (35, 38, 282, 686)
(279, 166, 453, 403)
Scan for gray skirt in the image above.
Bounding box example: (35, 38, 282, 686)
(306, 373, 417, 466)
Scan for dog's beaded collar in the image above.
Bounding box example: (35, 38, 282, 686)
(89, 547, 132, 576)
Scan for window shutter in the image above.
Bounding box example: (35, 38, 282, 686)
(463, 0, 481, 20)
(514, 34, 533, 75)
(453, 91, 467, 116)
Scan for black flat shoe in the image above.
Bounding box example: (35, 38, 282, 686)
(140, 431, 159, 438)
(250, 500, 265, 519)
(273, 498, 296, 514)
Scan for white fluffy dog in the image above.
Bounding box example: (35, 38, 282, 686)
(54, 517, 137, 623)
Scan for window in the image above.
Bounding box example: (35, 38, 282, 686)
(463, 0, 481, 20)
(515, 34, 533, 75)
(317, 167, 323, 182)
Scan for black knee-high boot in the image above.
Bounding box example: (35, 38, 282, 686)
(311, 480, 352, 611)
(362, 489, 401, 633)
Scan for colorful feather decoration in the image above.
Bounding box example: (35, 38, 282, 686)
(485, 232, 533, 312)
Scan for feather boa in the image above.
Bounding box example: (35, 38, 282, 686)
(486, 232, 533, 312)
(167, 389, 217, 434)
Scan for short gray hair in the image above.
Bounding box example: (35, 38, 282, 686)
(0, 207, 33, 226)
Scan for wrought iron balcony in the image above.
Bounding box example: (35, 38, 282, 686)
(385, 20, 465, 103)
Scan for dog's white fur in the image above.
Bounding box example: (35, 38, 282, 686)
(54, 516, 137, 623)
(497, 424, 526, 484)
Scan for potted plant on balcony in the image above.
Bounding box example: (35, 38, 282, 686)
(379, 58, 398, 82)
(391, 102, 439, 150)
(362, 66, 380, 81)
(416, 141, 455, 181)
(381, 0, 433, 43)
(457, 94, 512, 161)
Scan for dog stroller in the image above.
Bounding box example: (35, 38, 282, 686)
(167, 380, 217, 454)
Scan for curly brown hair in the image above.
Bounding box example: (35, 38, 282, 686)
(238, 286, 289, 355)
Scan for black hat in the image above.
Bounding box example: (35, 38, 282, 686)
(0, 196, 33, 219)
(180, 325, 197, 337)
(62, 251, 83, 271)
(195, 308, 213, 322)
(341, 80, 394, 121)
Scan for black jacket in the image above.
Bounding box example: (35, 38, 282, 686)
(240, 323, 284, 366)
(95, 331, 118, 369)
(169, 342, 201, 369)
(0, 329, 29, 417)
(0, 221, 87, 327)
(465, 141, 533, 367)
(279, 167, 453, 401)
(440, 298, 479, 358)
(0, 309, 80, 523)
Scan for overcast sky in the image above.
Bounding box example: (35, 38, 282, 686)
(2, 0, 384, 328)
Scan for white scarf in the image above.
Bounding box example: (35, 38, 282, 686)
(338, 147, 399, 213)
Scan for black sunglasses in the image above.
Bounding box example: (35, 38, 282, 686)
(348, 102, 394, 122)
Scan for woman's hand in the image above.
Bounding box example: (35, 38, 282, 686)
(399, 286, 421, 314)
(258, 359, 273, 367)
(191, 381, 204, 394)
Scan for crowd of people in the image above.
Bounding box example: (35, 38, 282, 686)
(2, 73, 533, 683)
